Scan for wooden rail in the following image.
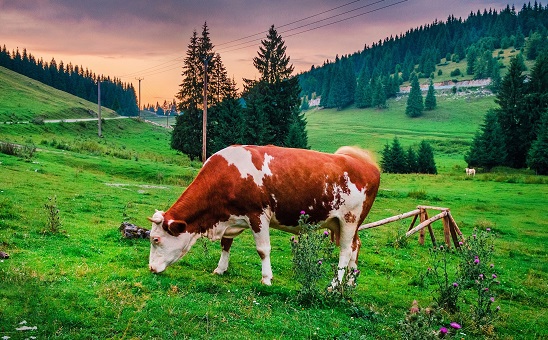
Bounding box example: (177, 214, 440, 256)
(359, 205, 464, 248)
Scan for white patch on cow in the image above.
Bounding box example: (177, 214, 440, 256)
(207, 215, 250, 241)
(217, 146, 274, 186)
(330, 172, 368, 216)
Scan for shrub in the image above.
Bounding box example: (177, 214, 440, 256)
(0, 142, 18, 156)
(43, 196, 62, 234)
(427, 245, 461, 313)
(291, 212, 335, 305)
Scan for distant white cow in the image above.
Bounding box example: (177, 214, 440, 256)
(465, 168, 476, 176)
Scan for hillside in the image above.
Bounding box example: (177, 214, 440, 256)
(0, 66, 117, 122)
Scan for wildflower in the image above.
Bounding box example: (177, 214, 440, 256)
(492, 274, 497, 279)
(300, 210, 306, 215)
(410, 300, 419, 314)
(484, 287, 489, 292)
(474, 258, 480, 264)
(479, 274, 484, 279)
(318, 260, 322, 265)
(453, 282, 459, 287)
(490, 297, 495, 303)
(439, 327, 448, 335)
(490, 263, 494, 268)
(458, 241, 463, 246)
(450, 322, 461, 329)
(323, 230, 329, 236)
(486, 228, 491, 232)
(496, 306, 501, 311)
(440, 245, 444, 250)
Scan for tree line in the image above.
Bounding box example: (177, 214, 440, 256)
(0, 45, 138, 116)
(298, 2, 548, 110)
(171, 23, 307, 161)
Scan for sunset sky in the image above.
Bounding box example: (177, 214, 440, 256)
(0, 0, 530, 106)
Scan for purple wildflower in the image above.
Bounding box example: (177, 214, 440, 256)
(474, 258, 480, 264)
(323, 230, 329, 236)
(318, 260, 322, 265)
(439, 327, 448, 335)
(490, 263, 495, 268)
(484, 287, 489, 291)
(300, 210, 306, 215)
(453, 282, 459, 287)
(492, 273, 497, 279)
(458, 241, 463, 246)
(450, 322, 461, 329)
(490, 297, 495, 303)
(479, 274, 484, 279)
(486, 228, 491, 231)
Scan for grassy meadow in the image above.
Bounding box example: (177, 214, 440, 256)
(0, 71, 547, 339)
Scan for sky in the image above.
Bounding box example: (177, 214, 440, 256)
(0, 0, 532, 107)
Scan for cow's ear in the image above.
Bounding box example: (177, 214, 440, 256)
(167, 220, 187, 235)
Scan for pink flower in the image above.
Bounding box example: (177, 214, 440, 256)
(492, 274, 497, 279)
(496, 305, 501, 311)
(439, 327, 448, 335)
(453, 282, 459, 287)
(479, 274, 484, 279)
(486, 228, 491, 231)
(410, 300, 419, 314)
(490, 263, 495, 268)
(474, 258, 480, 264)
(458, 241, 463, 246)
(300, 210, 306, 215)
(484, 287, 489, 291)
(450, 322, 461, 329)
(318, 260, 322, 265)
(490, 297, 495, 303)
(323, 230, 329, 236)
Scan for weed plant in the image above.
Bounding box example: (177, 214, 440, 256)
(290, 212, 335, 305)
(43, 196, 61, 234)
(427, 245, 461, 313)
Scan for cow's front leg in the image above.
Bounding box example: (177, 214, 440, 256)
(213, 237, 233, 275)
(252, 214, 273, 285)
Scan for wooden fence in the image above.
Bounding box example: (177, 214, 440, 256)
(359, 205, 464, 248)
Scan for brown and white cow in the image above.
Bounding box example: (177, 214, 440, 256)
(148, 145, 380, 286)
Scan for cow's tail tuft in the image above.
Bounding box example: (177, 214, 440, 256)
(335, 146, 379, 171)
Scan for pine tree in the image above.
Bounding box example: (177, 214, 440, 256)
(405, 146, 418, 173)
(381, 137, 407, 173)
(243, 25, 307, 148)
(495, 54, 529, 168)
(355, 64, 370, 108)
(416, 141, 437, 174)
(406, 74, 424, 117)
(465, 110, 506, 171)
(527, 111, 548, 175)
(172, 22, 216, 160)
(424, 78, 437, 110)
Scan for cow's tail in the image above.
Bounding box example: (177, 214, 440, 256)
(335, 146, 379, 170)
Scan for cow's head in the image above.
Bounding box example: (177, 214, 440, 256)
(148, 210, 200, 273)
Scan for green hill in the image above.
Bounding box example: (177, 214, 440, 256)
(0, 66, 117, 122)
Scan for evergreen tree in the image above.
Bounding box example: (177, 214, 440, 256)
(406, 74, 424, 117)
(405, 146, 418, 173)
(525, 52, 548, 145)
(416, 140, 437, 174)
(355, 64, 370, 108)
(495, 54, 529, 168)
(527, 111, 548, 175)
(465, 110, 507, 170)
(424, 78, 437, 110)
(243, 25, 307, 148)
(172, 22, 216, 160)
(372, 77, 387, 109)
(381, 137, 407, 173)
(207, 84, 245, 155)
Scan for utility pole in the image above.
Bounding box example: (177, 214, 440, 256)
(136, 77, 144, 120)
(97, 77, 102, 137)
(202, 57, 209, 162)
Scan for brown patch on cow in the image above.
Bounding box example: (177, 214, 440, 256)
(257, 249, 266, 260)
(344, 212, 357, 224)
(220, 237, 234, 252)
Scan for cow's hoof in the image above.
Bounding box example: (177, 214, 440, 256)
(213, 268, 226, 275)
(261, 276, 272, 285)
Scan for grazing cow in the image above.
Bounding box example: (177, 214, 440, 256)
(148, 145, 380, 286)
(465, 167, 476, 176)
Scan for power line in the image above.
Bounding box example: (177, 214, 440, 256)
(122, 0, 407, 79)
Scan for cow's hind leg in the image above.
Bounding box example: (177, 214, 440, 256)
(214, 237, 233, 275)
(331, 223, 359, 288)
(346, 232, 361, 286)
(252, 213, 273, 285)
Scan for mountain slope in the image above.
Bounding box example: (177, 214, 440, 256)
(0, 66, 117, 122)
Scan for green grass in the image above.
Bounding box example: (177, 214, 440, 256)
(0, 75, 547, 338)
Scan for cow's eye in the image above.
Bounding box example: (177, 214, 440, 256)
(151, 236, 161, 245)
